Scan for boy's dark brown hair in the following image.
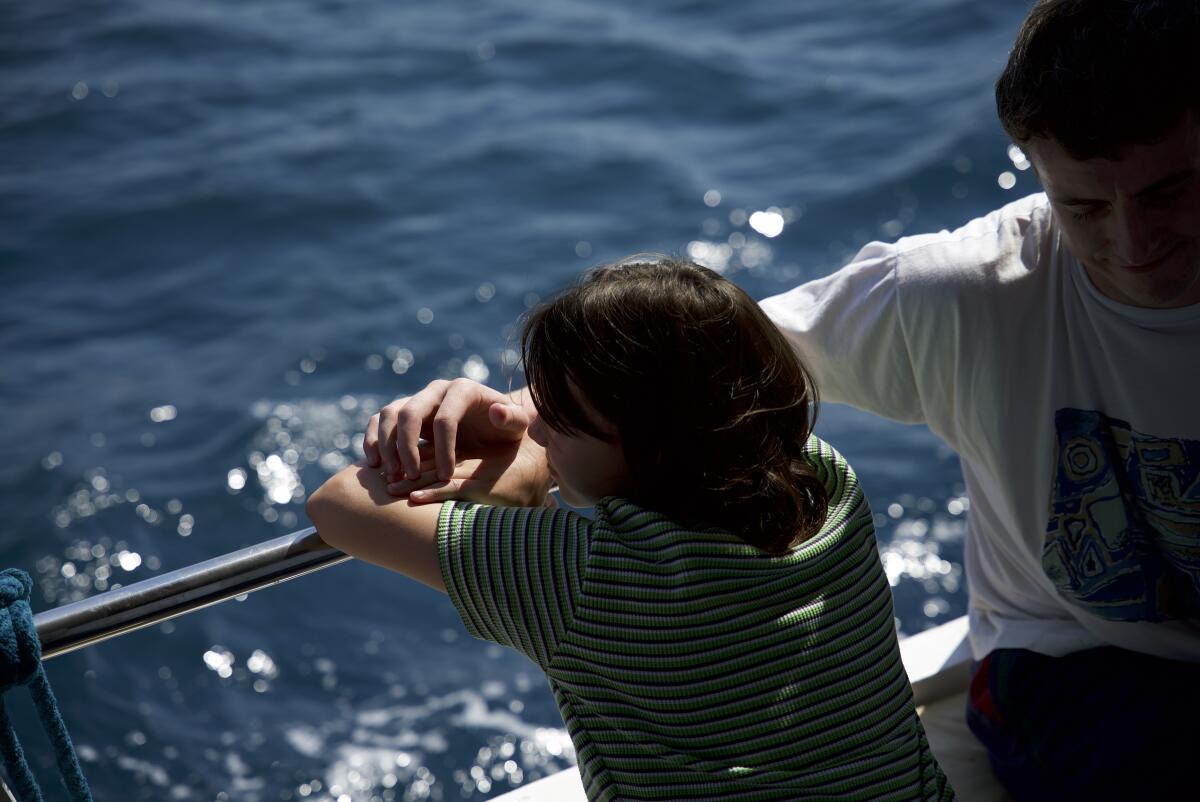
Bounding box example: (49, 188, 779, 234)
(996, 0, 1200, 160)
(522, 255, 828, 554)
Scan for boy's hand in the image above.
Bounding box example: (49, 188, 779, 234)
(382, 434, 552, 508)
(364, 379, 534, 483)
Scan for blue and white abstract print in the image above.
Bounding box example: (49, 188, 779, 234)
(1043, 408, 1200, 622)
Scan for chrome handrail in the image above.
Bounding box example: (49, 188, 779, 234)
(33, 527, 349, 660)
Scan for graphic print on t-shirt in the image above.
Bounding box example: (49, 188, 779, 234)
(1042, 408, 1200, 622)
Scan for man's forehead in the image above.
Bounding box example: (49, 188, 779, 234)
(1027, 112, 1200, 201)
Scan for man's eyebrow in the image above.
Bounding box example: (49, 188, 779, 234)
(1134, 168, 1196, 198)
(1053, 169, 1196, 206)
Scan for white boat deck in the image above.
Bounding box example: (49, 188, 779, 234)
(492, 616, 1013, 801)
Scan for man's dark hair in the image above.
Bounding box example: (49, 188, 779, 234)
(996, 0, 1200, 160)
(522, 255, 828, 555)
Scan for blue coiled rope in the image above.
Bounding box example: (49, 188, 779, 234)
(0, 569, 92, 802)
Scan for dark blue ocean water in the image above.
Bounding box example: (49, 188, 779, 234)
(2, 0, 1039, 798)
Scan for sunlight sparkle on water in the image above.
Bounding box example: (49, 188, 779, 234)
(879, 510, 964, 616)
(388, 347, 414, 375)
(247, 649, 279, 678)
(287, 679, 577, 801)
(226, 468, 247, 491)
(1007, 143, 1031, 171)
(149, 405, 177, 423)
(686, 241, 733, 272)
(203, 647, 235, 679)
(37, 468, 185, 601)
(258, 454, 300, 504)
(239, 397, 389, 525)
(748, 209, 785, 238)
(462, 355, 490, 383)
(737, 239, 772, 269)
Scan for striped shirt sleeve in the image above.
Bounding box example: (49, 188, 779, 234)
(437, 501, 592, 670)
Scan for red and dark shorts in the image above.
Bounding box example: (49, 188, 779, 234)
(966, 647, 1198, 801)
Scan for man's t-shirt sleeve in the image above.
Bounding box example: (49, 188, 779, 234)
(437, 501, 590, 670)
(759, 240, 925, 424)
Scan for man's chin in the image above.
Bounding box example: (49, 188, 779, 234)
(1089, 253, 1200, 308)
(1137, 253, 1200, 308)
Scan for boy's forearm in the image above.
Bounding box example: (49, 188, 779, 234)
(306, 464, 447, 592)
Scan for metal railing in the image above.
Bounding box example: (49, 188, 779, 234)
(29, 524, 973, 691)
(0, 528, 344, 800)
(33, 527, 349, 660)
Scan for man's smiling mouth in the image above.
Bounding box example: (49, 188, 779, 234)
(1119, 242, 1182, 273)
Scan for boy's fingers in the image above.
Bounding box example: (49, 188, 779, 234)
(429, 380, 489, 480)
(394, 383, 448, 479)
(392, 479, 462, 503)
(379, 379, 513, 483)
(381, 459, 443, 496)
(488, 401, 532, 432)
(376, 403, 405, 479)
(363, 412, 382, 468)
(432, 415, 459, 482)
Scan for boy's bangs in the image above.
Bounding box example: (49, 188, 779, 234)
(523, 306, 612, 441)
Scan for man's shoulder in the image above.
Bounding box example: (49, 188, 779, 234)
(888, 192, 1055, 287)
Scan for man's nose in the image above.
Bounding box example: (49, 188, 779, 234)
(1111, 203, 1160, 265)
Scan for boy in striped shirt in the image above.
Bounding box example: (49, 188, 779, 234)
(309, 255, 955, 800)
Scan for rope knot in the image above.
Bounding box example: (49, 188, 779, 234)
(0, 569, 42, 690)
(0, 571, 31, 606)
(0, 566, 92, 800)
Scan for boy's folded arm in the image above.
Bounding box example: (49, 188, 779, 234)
(305, 463, 447, 593)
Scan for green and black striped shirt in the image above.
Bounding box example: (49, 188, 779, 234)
(438, 436, 955, 801)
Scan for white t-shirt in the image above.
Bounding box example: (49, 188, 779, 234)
(761, 192, 1200, 661)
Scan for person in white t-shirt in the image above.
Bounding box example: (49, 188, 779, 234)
(364, 1, 1198, 799)
(762, 2, 1200, 798)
